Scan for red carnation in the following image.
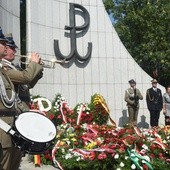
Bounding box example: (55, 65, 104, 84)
(97, 152, 107, 160)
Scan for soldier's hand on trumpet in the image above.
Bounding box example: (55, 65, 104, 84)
(30, 52, 41, 64)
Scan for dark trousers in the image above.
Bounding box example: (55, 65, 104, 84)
(0, 146, 22, 170)
(149, 110, 160, 127)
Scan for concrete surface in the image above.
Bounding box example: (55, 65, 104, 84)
(19, 154, 59, 170)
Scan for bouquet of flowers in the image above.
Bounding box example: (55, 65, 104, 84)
(31, 94, 170, 170)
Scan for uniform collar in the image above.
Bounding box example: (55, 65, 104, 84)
(153, 87, 157, 91)
(2, 58, 12, 65)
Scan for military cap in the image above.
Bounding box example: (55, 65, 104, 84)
(0, 27, 7, 42)
(151, 79, 158, 83)
(5, 33, 18, 48)
(129, 79, 136, 84)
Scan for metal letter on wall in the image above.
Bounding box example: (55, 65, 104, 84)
(54, 3, 92, 63)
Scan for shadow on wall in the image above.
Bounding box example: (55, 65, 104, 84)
(118, 110, 149, 129)
(137, 115, 149, 129)
(118, 110, 129, 127)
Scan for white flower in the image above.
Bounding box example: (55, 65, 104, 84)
(163, 140, 167, 144)
(125, 156, 129, 160)
(65, 153, 72, 159)
(61, 148, 65, 153)
(61, 97, 65, 100)
(116, 168, 121, 170)
(114, 153, 119, 159)
(131, 164, 136, 169)
(76, 157, 81, 161)
(120, 162, 125, 167)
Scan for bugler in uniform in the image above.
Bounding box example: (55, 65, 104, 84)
(2, 33, 43, 107)
(0, 27, 27, 170)
(1, 33, 43, 170)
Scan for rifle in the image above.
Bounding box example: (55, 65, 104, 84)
(134, 88, 139, 107)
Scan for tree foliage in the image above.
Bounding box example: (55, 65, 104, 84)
(103, 0, 170, 87)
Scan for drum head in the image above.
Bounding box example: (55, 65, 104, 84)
(15, 112, 56, 142)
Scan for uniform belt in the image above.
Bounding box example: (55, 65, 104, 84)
(0, 110, 16, 117)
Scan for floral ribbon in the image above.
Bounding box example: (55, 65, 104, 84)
(76, 104, 84, 125)
(60, 102, 67, 124)
(52, 140, 64, 170)
(127, 149, 153, 170)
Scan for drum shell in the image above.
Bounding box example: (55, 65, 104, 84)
(12, 132, 55, 154)
(11, 111, 57, 154)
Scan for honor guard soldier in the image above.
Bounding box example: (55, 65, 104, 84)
(2, 33, 43, 107)
(124, 79, 143, 126)
(0, 27, 29, 170)
(1, 33, 43, 170)
(146, 79, 163, 127)
(0, 27, 7, 165)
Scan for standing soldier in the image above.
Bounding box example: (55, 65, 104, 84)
(162, 86, 170, 125)
(0, 27, 7, 164)
(0, 27, 29, 170)
(124, 79, 143, 126)
(146, 79, 163, 127)
(2, 33, 43, 107)
(1, 33, 43, 170)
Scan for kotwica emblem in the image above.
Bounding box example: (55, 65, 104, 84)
(54, 3, 92, 63)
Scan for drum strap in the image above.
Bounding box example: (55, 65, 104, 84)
(0, 110, 16, 117)
(0, 118, 15, 135)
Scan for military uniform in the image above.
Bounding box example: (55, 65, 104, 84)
(1, 34, 43, 170)
(0, 26, 12, 168)
(146, 79, 163, 127)
(124, 79, 143, 126)
(163, 92, 170, 125)
(0, 68, 27, 170)
(2, 59, 43, 106)
(3, 33, 43, 107)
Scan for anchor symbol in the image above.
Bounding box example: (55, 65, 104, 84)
(54, 3, 92, 63)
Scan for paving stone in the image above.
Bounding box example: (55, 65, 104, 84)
(19, 154, 59, 170)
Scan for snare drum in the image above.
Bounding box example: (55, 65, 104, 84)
(12, 111, 56, 154)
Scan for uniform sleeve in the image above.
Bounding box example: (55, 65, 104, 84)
(162, 94, 166, 103)
(28, 70, 43, 88)
(159, 89, 163, 107)
(137, 89, 143, 100)
(124, 90, 134, 105)
(146, 89, 150, 108)
(4, 61, 43, 85)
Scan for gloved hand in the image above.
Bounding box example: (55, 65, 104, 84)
(129, 96, 134, 100)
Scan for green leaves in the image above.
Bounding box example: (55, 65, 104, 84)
(104, 0, 170, 86)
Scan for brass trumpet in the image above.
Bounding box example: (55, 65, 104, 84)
(15, 54, 66, 68)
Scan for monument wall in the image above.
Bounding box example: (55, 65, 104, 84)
(0, 0, 165, 127)
(0, 0, 20, 52)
